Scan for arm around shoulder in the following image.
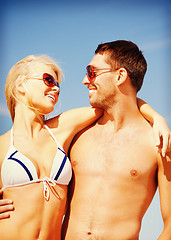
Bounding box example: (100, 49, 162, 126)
(137, 98, 171, 156)
(47, 107, 103, 136)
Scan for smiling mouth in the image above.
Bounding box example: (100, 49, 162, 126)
(46, 94, 56, 102)
(88, 88, 96, 95)
(89, 89, 96, 93)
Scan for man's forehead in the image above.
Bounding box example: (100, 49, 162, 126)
(89, 53, 110, 68)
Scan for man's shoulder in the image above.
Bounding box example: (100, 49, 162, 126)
(123, 119, 158, 156)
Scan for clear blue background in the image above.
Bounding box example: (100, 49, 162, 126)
(0, 0, 170, 239)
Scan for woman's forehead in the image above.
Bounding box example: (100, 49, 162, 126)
(28, 62, 57, 78)
(30, 62, 50, 73)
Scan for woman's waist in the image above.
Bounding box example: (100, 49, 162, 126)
(0, 219, 61, 240)
(0, 200, 64, 240)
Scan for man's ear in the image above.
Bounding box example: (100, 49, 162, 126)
(115, 68, 128, 86)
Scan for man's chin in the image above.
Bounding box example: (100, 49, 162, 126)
(89, 100, 102, 109)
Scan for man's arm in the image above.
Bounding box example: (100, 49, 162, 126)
(0, 189, 14, 219)
(157, 152, 171, 240)
(137, 98, 171, 156)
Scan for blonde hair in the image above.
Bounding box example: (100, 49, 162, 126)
(5, 55, 62, 122)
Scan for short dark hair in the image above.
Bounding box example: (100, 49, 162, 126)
(95, 40, 147, 92)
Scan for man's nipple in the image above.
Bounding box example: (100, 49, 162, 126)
(130, 169, 138, 177)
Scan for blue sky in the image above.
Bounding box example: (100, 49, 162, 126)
(0, 0, 170, 239)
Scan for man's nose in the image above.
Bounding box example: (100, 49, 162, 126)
(82, 75, 89, 85)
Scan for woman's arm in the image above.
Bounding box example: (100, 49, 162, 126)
(137, 98, 171, 156)
(46, 107, 103, 140)
(59, 107, 103, 133)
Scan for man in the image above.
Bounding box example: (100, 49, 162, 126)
(61, 40, 171, 239)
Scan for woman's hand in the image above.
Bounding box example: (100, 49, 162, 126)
(153, 116, 171, 157)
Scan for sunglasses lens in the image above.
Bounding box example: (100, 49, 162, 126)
(43, 73, 59, 88)
(56, 82, 60, 88)
(86, 65, 95, 81)
(43, 73, 55, 87)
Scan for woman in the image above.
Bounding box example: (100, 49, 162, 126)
(0, 55, 170, 240)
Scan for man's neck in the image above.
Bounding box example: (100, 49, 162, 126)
(98, 96, 143, 132)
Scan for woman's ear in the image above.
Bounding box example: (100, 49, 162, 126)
(16, 80, 27, 95)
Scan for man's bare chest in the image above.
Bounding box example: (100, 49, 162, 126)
(71, 127, 158, 182)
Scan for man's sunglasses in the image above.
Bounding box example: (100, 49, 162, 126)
(86, 65, 114, 82)
(30, 73, 60, 89)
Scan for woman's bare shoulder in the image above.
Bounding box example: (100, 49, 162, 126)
(0, 130, 11, 162)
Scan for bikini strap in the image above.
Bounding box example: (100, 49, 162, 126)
(10, 127, 14, 146)
(44, 124, 60, 147)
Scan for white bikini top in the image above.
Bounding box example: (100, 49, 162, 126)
(1, 125, 72, 200)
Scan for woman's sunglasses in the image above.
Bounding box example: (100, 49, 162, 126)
(86, 65, 114, 82)
(30, 73, 60, 89)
